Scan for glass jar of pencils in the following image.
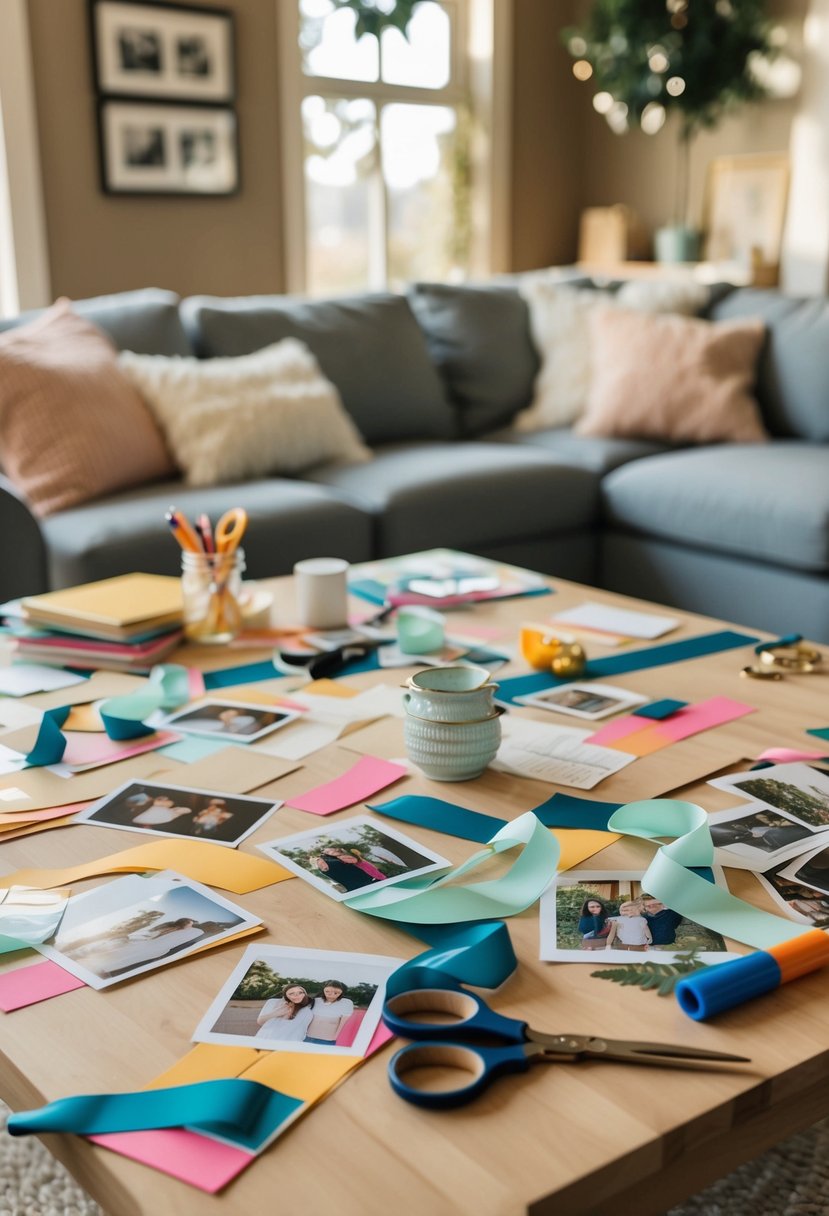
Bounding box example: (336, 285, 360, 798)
(180, 548, 246, 644)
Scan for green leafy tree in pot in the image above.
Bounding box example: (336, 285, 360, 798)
(564, 0, 776, 260)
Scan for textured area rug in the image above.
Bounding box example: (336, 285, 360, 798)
(3, 1101, 829, 1214)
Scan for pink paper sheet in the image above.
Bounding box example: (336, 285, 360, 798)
(0, 802, 92, 825)
(0, 959, 86, 1011)
(61, 730, 180, 771)
(588, 696, 754, 747)
(187, 668, 206, 699)
(89, 1128, 256, 1192)
(286, 755, 408, 815)
(756, 746, 829, 764)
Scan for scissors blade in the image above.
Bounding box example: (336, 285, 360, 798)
(582, 1037, 750, 1066)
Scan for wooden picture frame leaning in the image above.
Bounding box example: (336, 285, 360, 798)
(702, 152, 790, 287)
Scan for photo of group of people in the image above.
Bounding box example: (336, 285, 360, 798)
(258, 817, 450, 902)
(37, 871, 260, 990)
(78, 780, 281, 847)
(518, 682, 646, 721)
(758, 864, 829, 927)
(540, 873, 736, 964)
(194, 945, 402, 1056)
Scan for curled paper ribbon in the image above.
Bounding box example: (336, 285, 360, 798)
(23, 706, 71, 767)
(344, 811, 559, 924)
(387, 921, 517, 998)
(608, 799, 811, 950)
(99, 664, 192, 740)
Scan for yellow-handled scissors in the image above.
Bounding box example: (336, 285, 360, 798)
(214, 508, 248, 557)
(383, 984, 749, 1110)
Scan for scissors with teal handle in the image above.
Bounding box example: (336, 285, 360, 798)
(383, 984, 749, 1110)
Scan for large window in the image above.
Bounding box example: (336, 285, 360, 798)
(279, 0, 509, 296)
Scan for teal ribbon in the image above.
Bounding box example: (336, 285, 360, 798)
(386, 921, 517, 997)
(497, 629, 758, 706)
(369, 791, 621, 842)
(99, 664, 192, 740)
(23, 706, 71, 767)
(6, 1079, 302, 1151)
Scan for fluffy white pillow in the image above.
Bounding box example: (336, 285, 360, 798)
(514, 279, 711, 432)
(118, 339, 371, 487)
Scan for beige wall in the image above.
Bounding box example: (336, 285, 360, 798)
(25, 0, 809, 295)
(28, 0, 285, 299)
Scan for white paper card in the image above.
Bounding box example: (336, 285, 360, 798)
(0, 665, 87, 697)
(550, 601, 680, 640)
(491, 718, 635, 789)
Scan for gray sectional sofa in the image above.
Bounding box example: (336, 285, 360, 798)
(1, 282, 827, 642)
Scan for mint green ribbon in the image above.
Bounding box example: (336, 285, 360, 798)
(609, 799, 810, 949)
(344, 811, 558, 924)
(98, 664, 192, 740)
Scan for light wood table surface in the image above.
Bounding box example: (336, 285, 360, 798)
(1, 571, 828, 1216)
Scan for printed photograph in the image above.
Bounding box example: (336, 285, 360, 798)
(123, 125, 165, 167)
(176, 34, 211, 77)
(757, 864, 829, 927)
(520, 681, 646, 721)
(78, 779, 281, 848)
(539, 872, 737, 964)
(258, 816, 450, 902)
(193, 944, 402, 1056)
(709, 763, 829, 829)
(778, 843, 829, 899)
(118, 27, 162, 73)
(706, 804, 819, 871)
(161, 699, 301, 743)
(37, 870, 260, 990)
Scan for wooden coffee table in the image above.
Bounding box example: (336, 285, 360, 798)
(1, 571, 828, 1216)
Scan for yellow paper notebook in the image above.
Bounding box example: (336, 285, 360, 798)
(22, 573, 183, 639)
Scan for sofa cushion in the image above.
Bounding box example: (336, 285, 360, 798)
(482, 426, 671, 474)
(577, 309, 768, 444)
(0, 288, 192, 356)
(305, 442, 599, 555)
(708, 289, 829, 441)
(514, 279, 710, 432)
(41, 478, 374, 588)
(408, 283, 539, 436)
(118, 340, 371, 486)
(602, 442, 829, 573)
(0, 300, 176, 517)
(180, 292, 454, 446)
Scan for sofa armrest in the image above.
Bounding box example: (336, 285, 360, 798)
(0, 476, 48, 599)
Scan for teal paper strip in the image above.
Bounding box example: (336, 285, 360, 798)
(532, 792, 621, 831)
(0, 934, 29, 955)
(368, 795, 508, 843)
(633, 699, 688, 720)
(807, 727, 829, 742)
(609, 799, 810, 949)
(496, 630, 758, 706)
(6, 1078, 285, 1138)
(344, 811, 558, 924)
(203, 660, 280, 690)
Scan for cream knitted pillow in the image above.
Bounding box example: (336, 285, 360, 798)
(119, 339, 371, 486)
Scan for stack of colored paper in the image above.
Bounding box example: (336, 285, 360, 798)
(9, 574, 184, 672)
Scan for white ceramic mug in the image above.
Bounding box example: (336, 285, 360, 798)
(294, 557, 349, 629)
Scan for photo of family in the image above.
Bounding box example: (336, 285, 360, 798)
(757, 864, 829, 927)
(161, 699, 301, 743)
(78, 780, 281, 847)
(706, 804, 821, 871)
(519, 682, 646, 721)
(539, 872, 737, 964)
(193, 944, 402, 1056)
(258, 817, 450, 903)
(37, 870, 259, 990)
(709, 763, 829, 829)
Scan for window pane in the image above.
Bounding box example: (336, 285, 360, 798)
(303, 95, 377, 296)
(382, 103, 467, 287)
(300, 1, 379, 82)
(381, 3, 451, 89)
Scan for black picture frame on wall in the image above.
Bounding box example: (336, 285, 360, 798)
(90, 0, 235, 104)
(97, 99, 239, 196)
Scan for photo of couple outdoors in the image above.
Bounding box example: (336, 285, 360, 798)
(559, 879, 727, 954)
(278, 823, 424, 894)
(211, 959, 378, 1048)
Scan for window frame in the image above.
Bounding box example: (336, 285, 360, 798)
(277, 0, 511, 295)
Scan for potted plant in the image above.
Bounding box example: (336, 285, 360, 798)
(564, 0, 776, 262)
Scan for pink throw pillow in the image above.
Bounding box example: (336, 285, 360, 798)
(0, 299, 175, 516)
(577, 308, 768, 444)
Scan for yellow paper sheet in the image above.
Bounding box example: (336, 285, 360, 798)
(62, 704, 105, 732)
(242, 1049, 361, 1101)
(554, 828, 620, 869)
(0, 816, 77, 841)
(1, 838, 293, 894)
(148, 1044, 262, 1088)
(303, 679, 360, 699)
